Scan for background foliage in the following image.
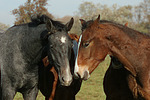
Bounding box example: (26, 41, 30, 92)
(0, 0, 149, 34)
(12, 0, 53, 25)
(73, 0, 150, 34)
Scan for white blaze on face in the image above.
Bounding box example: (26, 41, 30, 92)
(60, 36, 66, 43)
(74, 35, 82, 75)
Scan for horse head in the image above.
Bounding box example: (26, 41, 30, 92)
(42, 16, 74, 86)
(74, 15, 111, 80)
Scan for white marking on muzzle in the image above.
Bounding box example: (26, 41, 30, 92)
(65, 64, 72, 82)
(74, 35, 82, 75)
(60, 59, 72, 86)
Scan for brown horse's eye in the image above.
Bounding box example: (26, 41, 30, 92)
(83, 42, 90, 48)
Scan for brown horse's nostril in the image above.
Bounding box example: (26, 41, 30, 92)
(83, 70, 89, 80)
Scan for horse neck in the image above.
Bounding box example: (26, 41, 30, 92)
(22, 24, 46, 64)
(106, 25, 150, 76)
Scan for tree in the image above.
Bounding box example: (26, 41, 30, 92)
(76, 2, 134, 25)
(140, 0, 150, 33)
(56, 16, 72, 23)
(141, 0, 150, 22)
(56, 16, 82, 35)
(115, 5, 133, 23)
(75, 1, 149, 34)
(12, 0, 53, 25)
(0, 22, 9, 33)
(133, 0, 150, 33)
(77, 2, 97, 19)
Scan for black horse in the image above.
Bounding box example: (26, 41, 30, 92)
(39, 34, 82, 100)
(0, 15, 74, 100)
(103, 56, 134, 100)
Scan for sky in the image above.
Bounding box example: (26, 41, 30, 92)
(0, 0, 143, 26)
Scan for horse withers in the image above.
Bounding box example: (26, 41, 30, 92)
(0, 15, 74, 100)
(74, 15, 150, 99)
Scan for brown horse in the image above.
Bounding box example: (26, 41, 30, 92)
(39, 34, 82, 100)
(74, 15, 150, 100)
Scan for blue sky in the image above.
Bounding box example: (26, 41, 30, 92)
(0, 0, 143, 26)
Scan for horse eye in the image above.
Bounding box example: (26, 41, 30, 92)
(83, 42, 90, 48)
(50, 45, 53, 48)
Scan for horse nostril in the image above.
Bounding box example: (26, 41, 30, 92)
(62, 77, 65, 82)
(61, 76, 72, 86)
(83, 70, 90, 80)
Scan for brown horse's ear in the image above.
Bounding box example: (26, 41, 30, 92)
(46, 19, 56, 34)
(79, 19, 86, 26)
(125, 22, 128, 27)
(66, 18, 74, 31)
(93, 14, 100, 25)
(94, 14, 100, 23)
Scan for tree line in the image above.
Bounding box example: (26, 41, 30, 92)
(73, 0, 150, 34)
(0, 0, 149, 34)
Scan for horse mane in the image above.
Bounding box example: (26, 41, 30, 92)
(100, 20, 150, 38)
(12, 15, 65, 29)
(31, 15, 65, 28)
(82, 19, 150, 38)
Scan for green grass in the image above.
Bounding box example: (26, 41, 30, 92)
(14, 92, 45, 100)
(76, 56, 110, 100)
(14, 56, 110, 100)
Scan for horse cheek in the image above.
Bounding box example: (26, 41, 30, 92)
(97, 46, 108, 61)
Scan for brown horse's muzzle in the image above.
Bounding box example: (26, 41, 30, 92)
(74, 64, 90, 81)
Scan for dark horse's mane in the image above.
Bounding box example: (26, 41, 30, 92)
(13, 15, 65, 29)
(82, 19, 150, 39)
(32, 15, 65, 28)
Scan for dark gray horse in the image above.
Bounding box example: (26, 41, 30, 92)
(0, 15, 74, 100)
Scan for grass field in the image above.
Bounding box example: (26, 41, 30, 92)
(14, 56, 110, 100)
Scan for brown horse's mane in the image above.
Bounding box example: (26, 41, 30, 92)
(101, 20, 150, 39)
(83, 19, 150, 39)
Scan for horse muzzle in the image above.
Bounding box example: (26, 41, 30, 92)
(59, 75, 73, 86)
(74, 68, 90, 81)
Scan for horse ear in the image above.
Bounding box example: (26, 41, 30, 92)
(125, 22, 128, 27)
(79, 19, 86, 26)
(46, 19, 55, 34)
(66, 18, 74, 31)
(95, 14, 100, 23)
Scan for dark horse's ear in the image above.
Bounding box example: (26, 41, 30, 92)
(46, 19, 56, 34)
(79, 19, 86, 26)
(65, 18, 74, 31)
